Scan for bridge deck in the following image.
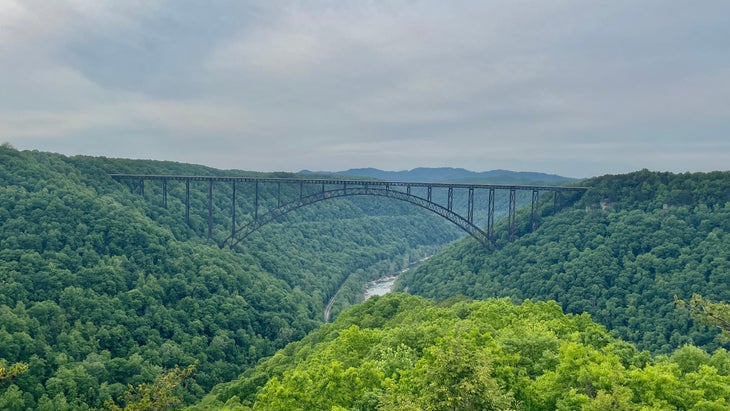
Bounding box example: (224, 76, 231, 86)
(109, 174, 588, 192)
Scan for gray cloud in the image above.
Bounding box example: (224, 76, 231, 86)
(1, 0, 729, 177)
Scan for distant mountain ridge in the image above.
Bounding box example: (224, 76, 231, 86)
(300, 167, 576, 185)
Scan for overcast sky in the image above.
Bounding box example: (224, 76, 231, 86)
(1, 1, 728, 178)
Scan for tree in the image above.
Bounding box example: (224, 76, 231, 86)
(676, 294, 730, 338)
(0, 362, 27, 383)
(102, 364, 195, 411)
(408, 334, 515, 410)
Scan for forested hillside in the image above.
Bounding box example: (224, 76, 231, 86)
(0, 146, 458, 409)
(195, 293, 730, 410)
(398, 170, 730, 353)
(4, 147, 729, 409)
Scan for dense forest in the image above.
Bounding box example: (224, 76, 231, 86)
(195, 293, 730, 410)
(398, 170, 730, 353)
(0, 146, 459, 409)
(3, 145, 730, 410)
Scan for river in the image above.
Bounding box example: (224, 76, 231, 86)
(363, 255, 431, 300)
(363, 276, 398, 300)
(324, 273, 399, 322)
(324, 255, 431, 322)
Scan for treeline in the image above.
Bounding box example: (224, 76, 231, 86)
(195, 293, 730, 410)
(0, 146, 458, 409)
(398, 170, 730, 353)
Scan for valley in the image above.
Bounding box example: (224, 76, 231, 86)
(1, 146, 729, 410)
(2, 2, 728, 410)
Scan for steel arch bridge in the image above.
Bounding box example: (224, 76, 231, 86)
(110, 174, 588, 248)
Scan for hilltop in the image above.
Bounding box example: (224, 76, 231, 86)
(197, 294, 730, 410)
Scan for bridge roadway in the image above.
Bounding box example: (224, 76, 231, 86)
(110, 174, 588, 248)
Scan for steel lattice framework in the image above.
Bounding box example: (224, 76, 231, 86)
(110, 174, 588, 248)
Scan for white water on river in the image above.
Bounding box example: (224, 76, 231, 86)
(363, 255, 432, 300)
(363, 276, 398, 300)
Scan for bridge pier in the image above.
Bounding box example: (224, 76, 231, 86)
(277, 182, 282, 207)
(530, 189, 540, 232)
(232, 181, 237, 238)
(185, 180, 190, 225)
(467, 187, 474, 223)
(487, 187, 495, 240)
(508, 188, 517, 240)
(162, 179, 168, 208)
(208, 179, 213, 239)
(255, 180, 260, 221)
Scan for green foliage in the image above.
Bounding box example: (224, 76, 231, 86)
(384, 332, 516, 410)
(0, 146, 458, 409)
(200, 294, 730, 410)
(102, 364, 195, 411)
(677, 294, 730, 339)
(0, 362, 28, 383)
(6, 146, 730, 410)
(578, 169, 730, 211)
(399, 170, 730, 353)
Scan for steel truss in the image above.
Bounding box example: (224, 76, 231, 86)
(109, 174, 587, 249)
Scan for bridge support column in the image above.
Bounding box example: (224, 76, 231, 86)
(530, 189, 539, 232)
(447, 187, 453, 211)
(509, 188, 516, 240)
(255, 180, 259, 221)
(232, 181, 237, 238)
(467, 187, 474, 223)
(487, 187, 495, 240)
(139, 178, 144, 196)
(277, 182, 282, 207)
(185, 179, 190, 225)
(208, 179, 213, 239)
(162, 179, 168, 208)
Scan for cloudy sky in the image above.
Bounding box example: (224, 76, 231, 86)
(1, 1, 728, 178)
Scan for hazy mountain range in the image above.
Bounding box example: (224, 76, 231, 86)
(300, 167, 576, 185)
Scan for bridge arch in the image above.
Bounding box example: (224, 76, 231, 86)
(222, 186, 491, 249)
